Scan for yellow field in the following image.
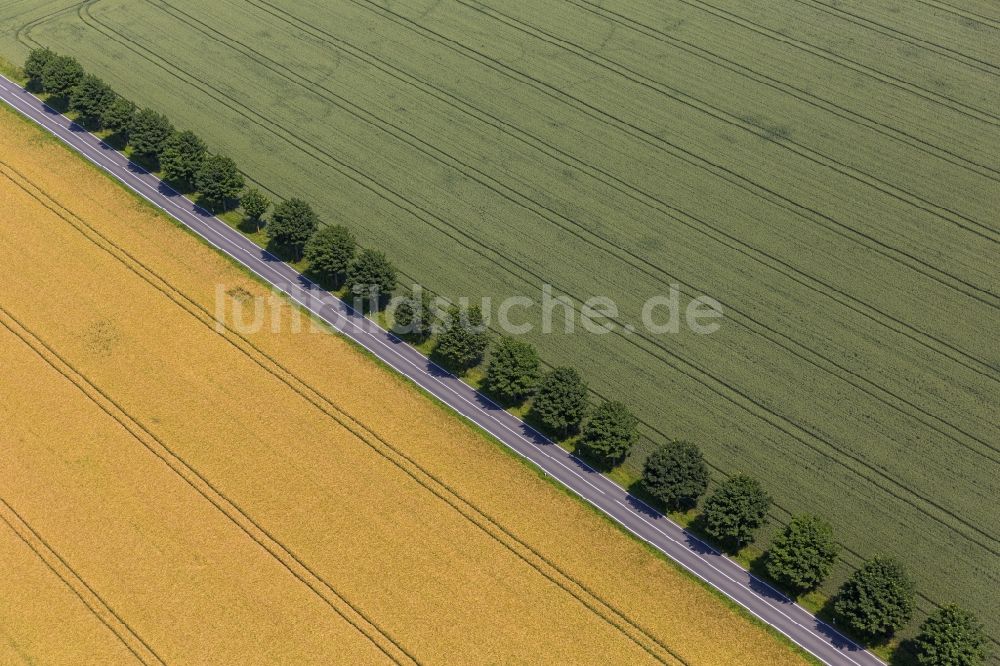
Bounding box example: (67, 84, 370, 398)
(0, 102, 804, 664)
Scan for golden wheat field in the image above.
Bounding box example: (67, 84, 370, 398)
(0, 103, 804, 664)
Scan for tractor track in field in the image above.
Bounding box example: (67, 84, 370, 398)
(135, 0, 1000, 470)
(641, 0, 1000, 126)
(340, 0, 1000, 306)
(457, 0, 1000, 242)
(565, 0, 1000, 181)
(68, 0, 1000, 558)
(791, 0, 999, 73)
(0, 162, 687, 666)
(0, 306, 418, 666)
(914, 0, 1000, 31)
(0, 497, 165, 665)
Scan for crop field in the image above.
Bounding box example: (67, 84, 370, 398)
(1, 0, 998, 649)
(0, 104, 809, 663)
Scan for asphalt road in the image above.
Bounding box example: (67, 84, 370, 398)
(1, 74, 884, 666)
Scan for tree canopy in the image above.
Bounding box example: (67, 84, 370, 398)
(195, 154, 243, 211)
(161, 130, 208, 189)
(40, 54, 83, 97)
(129, 108, 174, 158)
(701, 474, 771, 551)
(345, 249, 397, 306)
(834, 556, 915, 641)
(241, 187, 271, 230)
(101, 96, 137, 139)
(532, 366, 589, 436)
(641, 440, 710, 511)
(912, 604, 989, 666)
(304, 224, 356, 285)
(23, 47, 56, 88)
(578, 400, 638, 468)
(267, 198, 319, 258)
(484, 336, 540, 404)
(765, 514, 839, 594)
(392, 288, 435, 341)
(435, 305, 489, 372)
(68, 74, 114, 127)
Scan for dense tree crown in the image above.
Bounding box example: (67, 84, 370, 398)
(345, 249, 397, 305)
(40, 54, 84, 97)
(765, 514, 839, 594)
(912, 604, 989, 666)
(196, 154, 244, 211)
(101, 96, 137, 138)
(267, 198, 319, 258)
(68, 74, 114, 127)
(834, 556, 915, 640)
(484, 336, 540, 404)
(23, 47, 56, 87)
(392, 288, 435, 341)
(129, 108, 174, 158)
(435, 305, 489, 372)
(532, 366, 589, 436)
(578, 400, 638, 468)
(641, 440, 710, 511)
(304, 224, 356, 284)
(701, 474, 771, 551)
(161, 130, 208, 188)
(241, 187, 271, 230)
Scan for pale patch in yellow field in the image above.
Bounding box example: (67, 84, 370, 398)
(0, 104, 804, 664)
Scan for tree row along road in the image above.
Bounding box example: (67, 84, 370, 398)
(0, 74, 883, 666)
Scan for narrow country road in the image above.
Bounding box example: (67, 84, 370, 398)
(0, 74, 883, 666)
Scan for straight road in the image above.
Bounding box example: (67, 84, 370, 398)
(0, 74, 883, 666)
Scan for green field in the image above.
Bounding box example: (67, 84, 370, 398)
(3, 0, 998, 648)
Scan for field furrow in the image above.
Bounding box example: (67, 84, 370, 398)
(0, 505, 145, 666)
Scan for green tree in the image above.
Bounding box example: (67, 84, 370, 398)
(578, 400, 638, 468)
(68, 74, 114, 128)
(304, 224, 355, 285)
(435, 305, 489, 372)
(345, 249, 396, 307)
(912, 604, 989, 666)
(532, 367, 589, 437)
(392, 287, 435, 341)
(161, 130, 208, 189)
(641, 440, 710, 511)
(484, 336, 540, 404)
(834, 556, 915, 641)
(701, 474, 771, 551)
(241, 187, 271, 231)
(24, 47, 56, 89)
(129, 108, 174, 159)
(196, 154, 244, 212)
(267, 198, 319, 259)
(101, 96, 137, 141)
(40, 54, 84, 97)
(765, 514, 839, 595)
